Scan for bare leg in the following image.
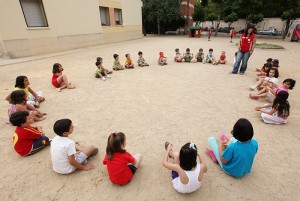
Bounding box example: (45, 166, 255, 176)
(57, 74, 74, 89)
(132, 153, 142, 168)
(81, 145, 96, 157)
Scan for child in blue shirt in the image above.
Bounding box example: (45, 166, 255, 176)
(206, 118, 258, 178)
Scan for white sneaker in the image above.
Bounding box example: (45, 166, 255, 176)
(249, 86, 256, 90)
(202, 61, 205, 64)
(105, 75, 111, 78)
(101, 77, 106, 81)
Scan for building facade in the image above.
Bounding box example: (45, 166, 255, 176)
(180, 0, 195, 26)
(0, 0, 143, 59)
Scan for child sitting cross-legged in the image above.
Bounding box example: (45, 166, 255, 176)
(125, 53, 134, 69)
(206, 48, 217, 65)
(95, 59, 111, 81)
(103, 132, 142, 185)
(163, 142, 207, 193)
(50, 119, 98, 174)
(217, 51, 227, 64)
(9, 111, 50, 156)
(137, 51, 149, 67)
(112, 54, 125, 71)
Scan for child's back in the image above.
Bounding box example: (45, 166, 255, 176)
(222, 139, 258, 177)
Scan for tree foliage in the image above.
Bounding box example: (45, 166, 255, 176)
(192, 1, 206, 26)
(142, 0, 182, 34)
(246, 13, 264, 25)
(223, 12, 238, 27)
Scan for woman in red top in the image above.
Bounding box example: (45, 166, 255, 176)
(103, 132, 142, 185)
(52, 63, 75, 92)
(232, 24, 256, 74)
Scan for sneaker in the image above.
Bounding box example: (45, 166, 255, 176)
(105, 75, 111, 78)
(107, 71, 113, 74)
(101, 77, 106, 81)
(202, 61, 205, 64)
(88, 148, 99, 159)
(82, 159, 88, 165)
(249, 86, 256, 90)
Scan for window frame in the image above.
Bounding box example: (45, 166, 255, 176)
(114, 8, 123, 26)
(19, 0, 48, 28)
(99, 6, 110, 26)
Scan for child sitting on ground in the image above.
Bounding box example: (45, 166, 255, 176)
(52, 63, 75, 92)
(163, 142, 207, 193)
(249, 78, 296, 102)
(183, 48, 194, 63)
(206, 118, 258, 178)
(256, 63, 273, 80)
(6, 76, 45, 108)
(50, 119, 98, 174)
(95, 59, 111, 81)
(112, 54, 125, 71)
(174, 48, 184, 62)
(256, 58, 272, 72)
(125, 54, 134, 69)
(96, 57, 112, 74)
(8, 90, 46, 121)
(137, 51, 149, 67)
(196, 48, 205, 64)
(217, 51, 227, 64)
(158, 52, 167, 66)
(250, 68, 279, 91)
(9, 111, 50, 156)
(255, 91, 290, 125)
(206, 48, 217, 65)
(103, 132, 142, 185)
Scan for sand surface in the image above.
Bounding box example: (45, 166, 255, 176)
(0, 36, 299, 201)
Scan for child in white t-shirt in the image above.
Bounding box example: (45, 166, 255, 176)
(249, 68, 279, 91)
(50, 119, 98, 174)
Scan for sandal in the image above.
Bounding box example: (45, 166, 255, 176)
(88, 148, 98, 158)
(206, 148, 218, 163)
(40, 97, 45, 102)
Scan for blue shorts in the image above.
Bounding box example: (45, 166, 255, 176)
(172, 171, 179, 179)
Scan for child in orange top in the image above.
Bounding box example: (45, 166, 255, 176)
(158, 52, 167, 66)
(125, 54, 134, 69)
(217, 51, 227, 64)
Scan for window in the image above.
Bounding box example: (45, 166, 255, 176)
(20, 0, 48, 27)
(114, 9, 123, 25)
(100, 7, 110, 26)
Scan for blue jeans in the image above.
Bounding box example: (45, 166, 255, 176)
(232, 50, 251, 74)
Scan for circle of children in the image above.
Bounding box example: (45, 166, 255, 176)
(4, 46, 296, 194)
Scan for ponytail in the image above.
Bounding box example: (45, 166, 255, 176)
(106, 132, 126, 160)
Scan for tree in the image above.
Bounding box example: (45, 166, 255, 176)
(142, 0, 182, 35)
(192, 0, 205, 26)
(223, 12, 238, 27)
(246, 13, 264, 26)
(206, 12, 218, 28)
(280, 1, 300, 39)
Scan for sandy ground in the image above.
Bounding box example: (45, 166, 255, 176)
(0, 35, 299, 201)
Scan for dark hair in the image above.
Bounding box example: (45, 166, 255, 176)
(266, 67, 279, 78)
(232, 118, 253, 142)
(245, 23, 255, 37)
(199, 48, 203, 51)
(273, 91, 290, 117)
(266, 58, 273, 62)
(52, 63, 62, 73)
(15, 76, 27, 88)
(10, 90, 26, 104)
(96, 57, 102, 62)
(113, 54, 119, 59)
(95, 61, 101, 66)
(53, 119, 72, 136)
(186, 48, 190, 51)
(209, 48, 213, 52)
(283, 78, 296, 90)
(138, 51, 143, 55)
(175, 48, 179, 51)
(263, 63, 273, 71)
(272, 59, 279, 67)
(106, 132, 126, 160)
(179, 142, 197, 171)
(125, 53, 129, 58)
(10, 111, 29, 127)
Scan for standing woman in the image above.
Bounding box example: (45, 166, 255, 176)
(232, 24, 256, 74)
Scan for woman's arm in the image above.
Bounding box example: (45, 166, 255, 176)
(250, 37, 257, 55)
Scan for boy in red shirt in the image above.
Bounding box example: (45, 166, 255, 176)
(9, 111, 50, 156)
(217, 51, 227, 64)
